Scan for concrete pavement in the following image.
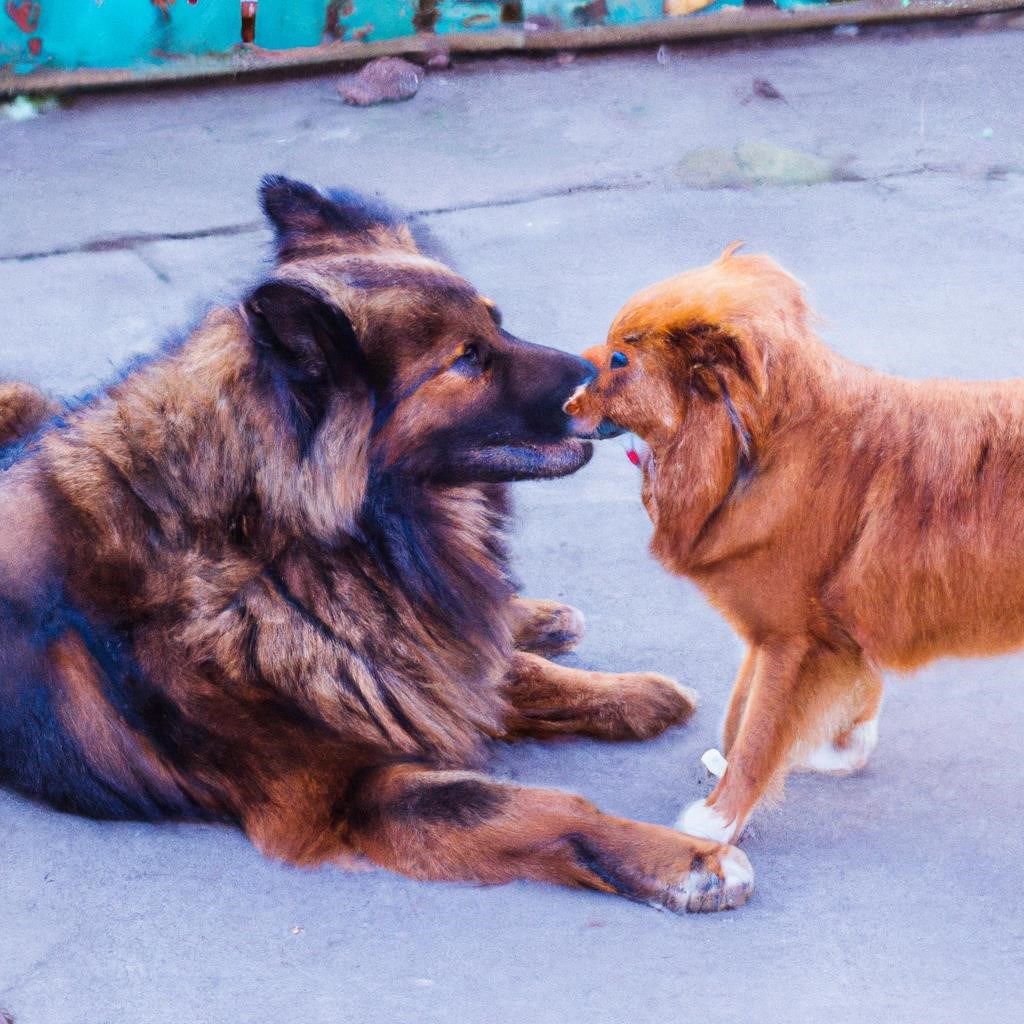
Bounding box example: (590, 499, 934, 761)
(2, 19, 1023, 1024)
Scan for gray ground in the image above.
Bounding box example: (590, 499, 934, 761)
(2, 19, 1024, 1024)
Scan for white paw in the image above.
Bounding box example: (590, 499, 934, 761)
(720, 844, 754, 893)
(670, 845, 754, 913)
(794, 716, 878, 776)
(675, 799, 740, 844)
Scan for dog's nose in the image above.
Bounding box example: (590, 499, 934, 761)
(561, 358, 597, 413)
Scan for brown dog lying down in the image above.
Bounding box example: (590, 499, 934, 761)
(567, 244, 1024, 844)
(0, 178, 753, 912)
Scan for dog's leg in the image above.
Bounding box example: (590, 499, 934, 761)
(502, 650, 697, 741)
(790, 666, 882, 775)
(722, 646, 759, 754)
(342, 763, 752, 912)
(679, 639, 818, 843)
(507, 596, 586, 656)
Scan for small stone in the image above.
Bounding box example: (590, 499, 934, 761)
(656, 44, 670, 65)
(554, 51, 576, 65)
(340, 57, 424, 107)
(426, 50, 451, 70)
(833, 23, 859, 36)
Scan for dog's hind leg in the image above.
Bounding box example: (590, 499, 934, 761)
(502, 651, 697, 741)
(341, 763, 753, 912)
(790, 665, 882, 776)
(507, 596, 586, 656)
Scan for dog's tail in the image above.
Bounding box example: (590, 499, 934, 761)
(0, 381, 59, 448)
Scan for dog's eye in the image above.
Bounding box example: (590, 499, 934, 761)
(610, 351, 629, 369)
(456, 343, 487, 372)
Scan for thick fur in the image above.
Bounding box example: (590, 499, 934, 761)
(568, 245, 1024, 842)
(0, 179, 751, 912)
(0, 381, 57, 448)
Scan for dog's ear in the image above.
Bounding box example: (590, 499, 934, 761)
(649, 325, 764, 564)
(666, 320, 765, 501)
(260, 175, 418, 261)
(671, 323, 763, 402)
(244, 279, 370, 456)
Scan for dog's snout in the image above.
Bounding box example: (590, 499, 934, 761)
(504, 343, 598, 439)
(562, 382, 587, 415)
(561, 358, 597, 414)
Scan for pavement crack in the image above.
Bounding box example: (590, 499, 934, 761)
(0, 929, 82, 1004)
(0, 220, 265, 264)
(412, 175, 653, 217)
(0, 177, 652, 263)
(132, 248, 172, 284)
(3, 163, 1016, 266)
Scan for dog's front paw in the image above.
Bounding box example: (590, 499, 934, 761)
(615, 673, 698, 739)
(676, 799, 742, 844)
(664, 844, 754, 913)
(509, 597, 586, 656)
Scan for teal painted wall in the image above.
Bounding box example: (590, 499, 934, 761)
(0, 0, 804, 75)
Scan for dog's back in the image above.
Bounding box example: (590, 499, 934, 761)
(810, 370, 1024, 668)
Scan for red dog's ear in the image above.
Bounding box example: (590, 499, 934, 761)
(668, 322, 765, 411)
(644, 322, 766, 568)
(666, 321, 765, 487)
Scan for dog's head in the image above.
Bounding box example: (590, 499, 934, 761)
(242, 176, 594, 487)
(565, 245, 813, 450)
(565, 247, 809, 552)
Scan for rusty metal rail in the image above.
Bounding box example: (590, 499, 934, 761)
(2, 0, 1021, 97)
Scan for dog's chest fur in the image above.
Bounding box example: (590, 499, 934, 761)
(73, 472, 512, 746)
(0, 444, 515, 821)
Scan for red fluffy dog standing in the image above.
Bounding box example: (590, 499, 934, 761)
(567, 244, 1024, 844)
